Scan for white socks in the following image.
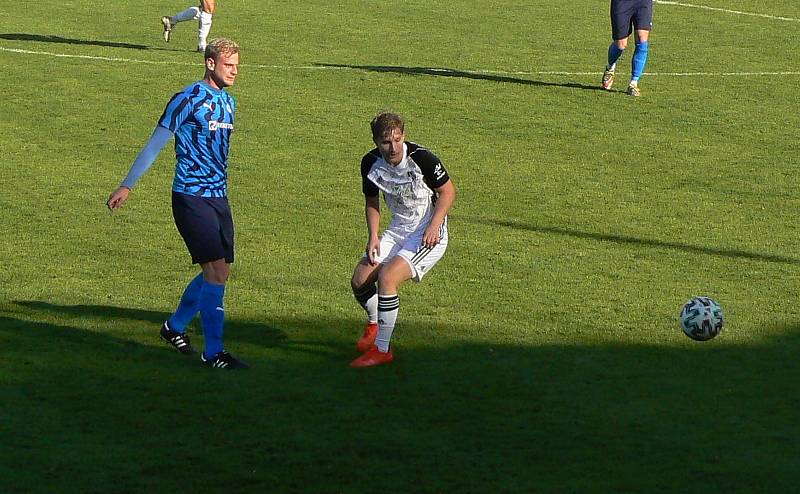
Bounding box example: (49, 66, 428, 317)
(198, 11, 213, 50)
(375, 294, 399, 352)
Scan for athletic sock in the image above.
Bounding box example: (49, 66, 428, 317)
(199, 281, 225, 358)
(198, 11, 213, 49)
(172, 6, 200, 23)
(354, 283, 378, 323)
(631, 41, 649, 83)
(167, 273, 204, 332)
(607, 43, 624, 70)
(375, 294, 399, 352)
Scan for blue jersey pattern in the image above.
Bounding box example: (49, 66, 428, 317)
(158, 81, 235, 197)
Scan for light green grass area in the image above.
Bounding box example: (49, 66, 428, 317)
(1, 1, 799, 492)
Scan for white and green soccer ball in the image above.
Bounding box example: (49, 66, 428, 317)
(680, 297, 724, 341)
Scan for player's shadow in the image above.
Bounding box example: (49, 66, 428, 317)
(466, 215, 800, 265)
(0, 33, 151, 50)
(0, 33, 187, 52)
(13, 300, 292, 350)
(316, 62, 603, 91)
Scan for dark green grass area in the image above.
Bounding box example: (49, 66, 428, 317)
(2, 0, 800, 492)
(2, 304, 800, 493)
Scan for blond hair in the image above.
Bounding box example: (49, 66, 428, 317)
(205, 38, 240, 61)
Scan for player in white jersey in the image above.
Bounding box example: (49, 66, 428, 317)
(349, 112, 457, 368)
(160, 0, 216, 52)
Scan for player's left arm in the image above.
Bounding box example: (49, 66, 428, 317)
(423, 179, 456, 248)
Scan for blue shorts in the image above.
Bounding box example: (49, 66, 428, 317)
(610, 0, 653, 40)
(171, 191, 234, 264)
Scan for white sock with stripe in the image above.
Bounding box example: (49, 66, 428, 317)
(376, 294, 399, 352)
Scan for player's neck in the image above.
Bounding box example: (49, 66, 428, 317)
(203, 75, 224, 91)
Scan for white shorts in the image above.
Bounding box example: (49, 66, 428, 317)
(367, 222, 448, 282)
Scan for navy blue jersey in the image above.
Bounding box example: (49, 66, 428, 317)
(158, 81, 235, 197)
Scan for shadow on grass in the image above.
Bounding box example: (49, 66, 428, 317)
(0, 33, 151, 50)
(316, 62, 603, 91)
(2, 303, 800, 492)
(13, 300, 289, 349)
(463, 215, 800, 265)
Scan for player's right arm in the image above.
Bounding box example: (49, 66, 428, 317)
(107, 90, 191, 211)
(365, 194, 381, 265)
(361, 150, 382, 264)
(106, 126, 174, 210)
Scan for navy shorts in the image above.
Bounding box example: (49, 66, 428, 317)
(610, 0, 653, 40)
(171, 191, 234, 264)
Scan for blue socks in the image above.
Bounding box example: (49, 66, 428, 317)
(631, 41, 649, 83)
(199, 281, 226, 358)
(168, 273, 227, 358)
(607, 42, 625, 69)
(168, 273, 204, 332)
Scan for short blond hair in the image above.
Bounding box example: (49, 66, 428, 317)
(370, 111, 405, 140)
(205, 38, 240, 61)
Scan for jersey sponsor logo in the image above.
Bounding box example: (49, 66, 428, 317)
(209, 120, 234, 131)
(434, 163, 446, 180)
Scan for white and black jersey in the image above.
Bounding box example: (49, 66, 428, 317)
(361, 142, 450, 235)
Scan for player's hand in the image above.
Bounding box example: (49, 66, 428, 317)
(107, 186, 131, 211)
(422, 223, 442, 249)
(366, 238, 380, 265)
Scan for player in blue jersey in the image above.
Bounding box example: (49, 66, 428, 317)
(602, 0, 653, 96)
(160, 0, 216, 52)
(107, 38, 247, 370)
(349, 112, 457, 368)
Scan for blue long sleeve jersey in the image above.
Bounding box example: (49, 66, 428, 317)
(121, 80, 236, 198)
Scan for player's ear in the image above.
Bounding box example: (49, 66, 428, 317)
(205, 58, 215, 71)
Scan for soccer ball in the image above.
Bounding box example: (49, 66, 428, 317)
(679, 297, 724, 341)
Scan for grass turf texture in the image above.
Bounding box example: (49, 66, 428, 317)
(2, 0, 800, 492)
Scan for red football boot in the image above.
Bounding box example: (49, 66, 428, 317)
(356, 322, 378, 353)
(349, 345, 394, 368)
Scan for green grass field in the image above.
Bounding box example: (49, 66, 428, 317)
(2, 0, 800, 492)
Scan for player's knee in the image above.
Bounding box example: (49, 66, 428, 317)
(350, 276, 363, 293)
(615, 39, 628, 50)
(377, 272, 400, 294)
(351, 266, 373, 293)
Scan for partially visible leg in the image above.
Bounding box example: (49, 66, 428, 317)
(608, 38, 628, 70)
(197, 0, 216, 52)
(628, 29, 650, 95)
(603, 38, 627, 90)
(160, 272, 204, 354)
(628, 0, 654, 95)
(351, 260, 380, 324)
(373, 257, 413, 352)
(605, 0, 633, 89)
(349, 257, 412, 368)
(351, 260, 381, 352)
(198, 258, 229, 359)
(168, 272, 204, 332)
(161, 6, 201, 42)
